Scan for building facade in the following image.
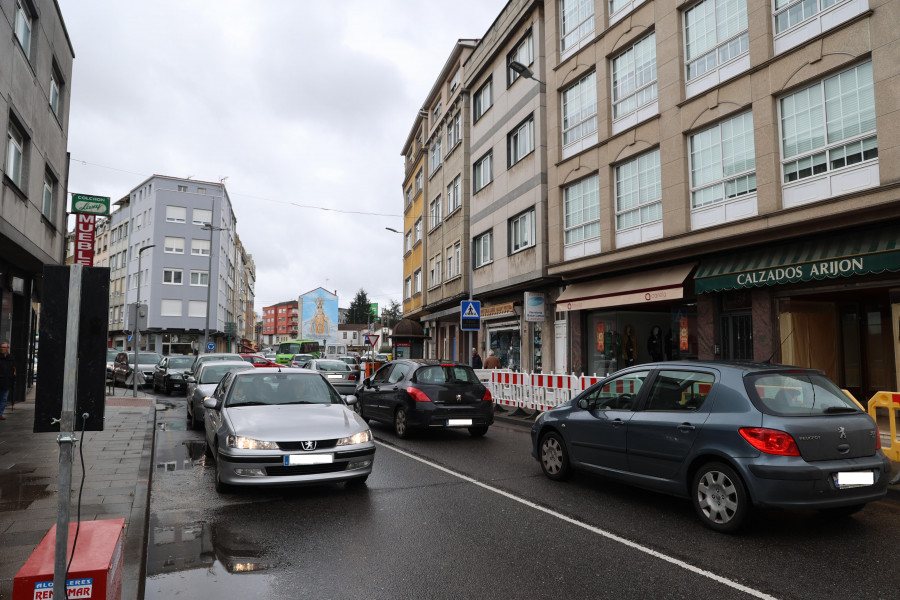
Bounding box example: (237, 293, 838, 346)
(1, 0, 74, 398)
(261, 300, 298, 346)
(400, 117, 428, 331)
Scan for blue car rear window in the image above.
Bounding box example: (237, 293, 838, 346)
(745, 373, 861, 416)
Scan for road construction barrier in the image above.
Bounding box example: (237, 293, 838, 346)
(480, 370, 612, 413)
(867, 391, 900, 463)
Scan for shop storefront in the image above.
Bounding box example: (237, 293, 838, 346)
(482, 302, 521, 370)
(694, 224, 900, 399)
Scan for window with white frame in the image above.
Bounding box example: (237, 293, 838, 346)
(405, 186, 412, 207)
(405, 231, 412, 253)
(164, 237, 184, 254)
(474, 78, 493, 122)
(615, 149, 662, 230)
(775, 0, 854, 35)
(404, 277, 412, 299)
(684, 0, 748, 81)
(473, 152, 493, 192)
(450, 68, 461, 93)
(454, 242, 461, 276)
(448, 112, 462, 149)
(429, 195, 442, 229)
(191, 238, 210, 256)
(508, 115, 535, 167)
(161, 299, 182, 317)
(433, 101, 442, 122)
(507, 29, 534, 86)
(177, 185, 188, 192)
(190, 270, 209, 286)
(612, 33, 657, 120)
(6, 121, 25, 189)
(415, 169, 423, 193)
(42, 172, 55, 220)
(509, 210, 536, 253)
(561, 0, 595, 54)
(188, 300, 207, 318)
(562, 72, 598, 146)
(475, 231, 493, 267)
(413, 269, 422, 294)
(447, 175, 461, 213)
(430, 254, 442, 287)
(414, 218, 423, 243)
(197, 187, 206, 195)
(690, 111, 756, 208)
(564, 174, 601, 245)
(50, 69, 62, 119)
(192, 208, 211, 225)
(14, 0, 32, 59)
(163, 269, 183, 285)
(446, 246, 455, 278)
(166, 206, 186, 223)
(429, 137, 442, 175)
(779, 61, 877, 184)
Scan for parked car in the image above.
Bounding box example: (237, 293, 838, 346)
(202, 367, 374, 491)
(153, 355, 195, 395)
(240, 354, 280, 368)
(113, 351, 163, 387)
(186, 360, 254, 430)
(106, 349, 120, 379)
(186, 352, 244, 377)
(531, 361, 892, 533)
(354, 359, 493, 439)
(290, 354, 313, 368)
(264, 352, 277, 361)
(303, 359, 358, 396)
(335, 355, 361, 373)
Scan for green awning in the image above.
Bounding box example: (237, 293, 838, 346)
(694, 225, 900, 293)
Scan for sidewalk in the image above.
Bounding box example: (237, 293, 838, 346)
(0, 386, 156, 600)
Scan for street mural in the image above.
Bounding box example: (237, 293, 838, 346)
(300, 288, 338, 346)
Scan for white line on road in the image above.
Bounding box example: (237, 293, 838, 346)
(376, 441, 778, 600)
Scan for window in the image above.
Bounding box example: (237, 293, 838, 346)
(508, 115, 535, 167)
(164, 237, 184, 254)
(414, 269, 422, 294)
(414, 218, 422, 243)
(582, 371, 650, 410)
(454, 242, 461, 275)
(447, 175, 461, 213)
(198, 187, 206, 195)
(404, 277, 412, 299)
(49, 69, 62, 119)
(775, 0, 853, 34)
(190, 270, 209, 286)
(509, 210, 536, 253)
(432, 101, 442, 121)
(429, 195, 442, 229)
(446, 246, 455, 278)
(405, 231, 412, 253)
(690, 111, 756, 208)
(429, 137, 442, 175)
(163, 269, 183, 285)
(188, 300, 207, 318)
(474, 78, 493, 122)
(6, 120, 25, 189)
(612, 33, 657, 120)
(563, 72, 598, 146)
(41, 171, 55, 220)
(166, 206, 186, 223)
(447, 112, 461, 149)
(779, 61, 877, 183)
(177, 185, 188, 192)
(684, 0, 749, 81)
(475, 231, 493, 267)
(564, 174, 601, 245)
(191, 238, 210, 256)
(615, 149, 662, 230)
(561, 0, 595, 54)
(161, 300, 182, 317)
(192, 208, 211, 225)
(430, 254, 442, 287)
(473, 152, 493, 193)
(507, 29, 534, 87)
(14, 1, 32, 59)
(450, 69, 461, 93)
(414, 169, 423, 193)
(645, 371, 715, 412)
(405, 186, 412, 207)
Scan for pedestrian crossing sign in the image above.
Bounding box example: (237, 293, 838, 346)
(460, 300, 481, 331)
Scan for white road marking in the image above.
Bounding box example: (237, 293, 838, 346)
(377, 441, 778, 600)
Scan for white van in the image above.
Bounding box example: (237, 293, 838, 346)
(324, 344, 348, 358)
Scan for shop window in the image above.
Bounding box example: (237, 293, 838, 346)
(489, 328, 521, 370)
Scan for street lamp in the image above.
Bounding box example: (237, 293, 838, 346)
(509, 60, 545, 85)
(133, 244, 155, 398)
(201, 222, 228, 354)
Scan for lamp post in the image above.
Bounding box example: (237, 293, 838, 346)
(133, 244, 155, 398)
(201, 222, 227, 354)
(509, 60, 545, 85)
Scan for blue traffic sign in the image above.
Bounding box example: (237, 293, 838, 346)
(460, 300, 481, 332)
(206, 342, 216, 352)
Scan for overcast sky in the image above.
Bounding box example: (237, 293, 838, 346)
(57, 0, 507, 312)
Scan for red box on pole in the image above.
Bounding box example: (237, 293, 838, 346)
(13, 519, 125, 600)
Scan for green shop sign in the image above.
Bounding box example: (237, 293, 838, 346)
(72, 194, 110, 215)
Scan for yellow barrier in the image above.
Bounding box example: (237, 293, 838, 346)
(867, 391, 900, 463)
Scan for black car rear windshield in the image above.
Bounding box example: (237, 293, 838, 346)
(744, 372, 862, 416)
(415, 365, 479, 384)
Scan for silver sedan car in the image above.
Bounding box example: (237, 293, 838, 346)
(303, 358, 358, 395)
(203, 368, 374, 492)
(187, 360, 254, 430)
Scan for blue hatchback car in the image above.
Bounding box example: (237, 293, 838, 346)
(531, 361, 891, 533)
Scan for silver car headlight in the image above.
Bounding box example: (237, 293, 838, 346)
(336, 430, 371, 446)
(226, 436, 279, 450)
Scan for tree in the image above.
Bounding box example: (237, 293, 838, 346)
(383, 300, 402, 327)
(347, 289, 372, 324)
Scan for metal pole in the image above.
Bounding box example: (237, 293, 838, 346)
(54, 264, 83, 597)
(203, 223, 214, 353)
(133, 245, 154, 397)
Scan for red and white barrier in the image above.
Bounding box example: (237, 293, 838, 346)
(480, 369, 608, 413)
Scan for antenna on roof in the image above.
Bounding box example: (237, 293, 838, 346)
(763, 326, 794, 365)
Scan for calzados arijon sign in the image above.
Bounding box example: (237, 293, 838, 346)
(735, 258, 865, 287)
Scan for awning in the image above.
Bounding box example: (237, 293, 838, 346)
(556, 263, 696, 312)
(694, 225, 900, 293)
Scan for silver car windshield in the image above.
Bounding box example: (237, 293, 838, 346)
(199, 364, 249, 385)
(227, 373, 342, 407)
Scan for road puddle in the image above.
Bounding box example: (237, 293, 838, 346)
(0, 472, 54, 512)
(154, 440, 210, 472)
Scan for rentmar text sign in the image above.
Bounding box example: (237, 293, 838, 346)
(74, 213, 96, 266)
(33, 577, 93, 598)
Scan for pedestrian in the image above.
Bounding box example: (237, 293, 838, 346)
(483, 349, 501, 369)
(471, 347, 483, 369)
(0, 341, 14, 420)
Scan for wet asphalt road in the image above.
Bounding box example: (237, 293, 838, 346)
(143, 390, 900, 600)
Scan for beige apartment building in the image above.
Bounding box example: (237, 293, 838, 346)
(541, 0, 900, 398)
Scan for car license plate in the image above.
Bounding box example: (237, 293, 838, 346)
(447, 419, 473, 426)
(327, 374, 341, 379)
(833, 471, 874, 488)
(285, 454, 333, 466)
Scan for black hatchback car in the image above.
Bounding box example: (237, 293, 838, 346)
(531, 361, 891, 533)
(152, 355, 195, 395)
(355, 359, 494, 438)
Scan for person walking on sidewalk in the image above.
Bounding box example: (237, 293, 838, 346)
(471, 348, 483, 369)
(483, 349, 501, 369)
(0, 342, 15, 420)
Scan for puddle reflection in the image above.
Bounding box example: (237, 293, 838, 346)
(0, 472, 54, 512)
(154, 440, 210, 472)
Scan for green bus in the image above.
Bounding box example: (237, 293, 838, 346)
(276, 339, 322, 364)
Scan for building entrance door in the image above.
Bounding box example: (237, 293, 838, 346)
(720, 312, 752, 360)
